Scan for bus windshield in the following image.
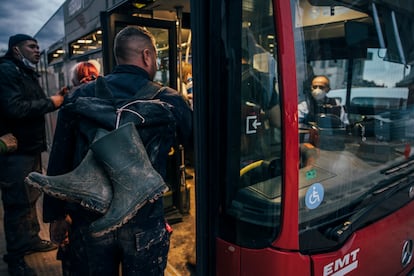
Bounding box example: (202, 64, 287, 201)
(294, 0, 414, 252)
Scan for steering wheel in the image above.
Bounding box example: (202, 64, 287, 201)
(316, 113, 343, 128)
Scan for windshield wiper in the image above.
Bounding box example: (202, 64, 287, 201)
(381, 158, 414, 175)
(326, 174, 411, 243)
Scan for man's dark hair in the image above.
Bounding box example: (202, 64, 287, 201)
(114, 26, 156, 61)
(8, 34, 37, 49)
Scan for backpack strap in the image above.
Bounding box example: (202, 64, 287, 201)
(95, 76, 113, 99)
(95, 76, 167, 100)
(135, 81, 167, 100)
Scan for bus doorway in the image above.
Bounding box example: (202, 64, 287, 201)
(100, 11, 177, 83)
(100, 4, 195, 274)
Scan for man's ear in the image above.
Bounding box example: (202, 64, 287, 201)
(142, 48, 152, 66)
(13, 47, 22, 58)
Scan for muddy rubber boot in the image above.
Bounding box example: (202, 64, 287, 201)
(25, 149, 113, 214)
(89, 122, 168, 237)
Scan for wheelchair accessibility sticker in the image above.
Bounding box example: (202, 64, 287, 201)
(305, 183, 324, 209)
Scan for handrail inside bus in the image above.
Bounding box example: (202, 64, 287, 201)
(371, 2, 385, 48)
(240, 160, 264, 177)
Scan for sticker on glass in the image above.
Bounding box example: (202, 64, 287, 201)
(305, 183, 324, 209)
(306, 168, 317, 180)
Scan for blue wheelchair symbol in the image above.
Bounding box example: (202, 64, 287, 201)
(305, 183, 324, 209)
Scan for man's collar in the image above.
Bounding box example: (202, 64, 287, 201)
(113, 64, 150, 80)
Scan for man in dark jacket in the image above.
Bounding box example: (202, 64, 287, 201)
(43, 26, 192, 275)
(0, 34, 65, 275)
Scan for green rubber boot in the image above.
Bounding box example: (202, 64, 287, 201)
(89, 122, 168, 237)
(25, 149, 113, 214)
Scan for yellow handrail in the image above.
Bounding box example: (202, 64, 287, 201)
(240, 160, 264, 177)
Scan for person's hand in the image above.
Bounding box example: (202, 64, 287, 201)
(58, 86, 70, 96)
(49, 216, 71, 245)
(0, 133, 17, 152)
(50, 95, 65, 108)
(300, 142, 319, 168)
(50, 87, 69, 108)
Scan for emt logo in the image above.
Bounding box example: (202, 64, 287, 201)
(323, 248, 360, 276)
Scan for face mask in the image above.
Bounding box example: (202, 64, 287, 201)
(22, 57, 36, 70)
(15, 47, 36, 70)
(311, 88, 326, 101)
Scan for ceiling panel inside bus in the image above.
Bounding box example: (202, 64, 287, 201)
(299, 0, 414, 64)
(297, 0, 368, 28)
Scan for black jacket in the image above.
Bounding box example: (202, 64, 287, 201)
(0, 56, 56, 154)
(305, 96, 339, 124)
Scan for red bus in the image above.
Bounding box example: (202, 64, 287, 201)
(191, 0, 414, 275)
(35, 0, 414, 275)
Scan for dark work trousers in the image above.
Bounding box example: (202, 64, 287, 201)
(0, 154, 42, 262)
(67, 201, 170, 276)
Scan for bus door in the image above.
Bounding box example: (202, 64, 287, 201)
(100, 8, 192, 218)
(192, 0, 414, 275)
(192, 0, 300, 274)
(100, 11, 177, 85)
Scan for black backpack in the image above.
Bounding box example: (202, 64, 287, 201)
(64, 76, 176, 172)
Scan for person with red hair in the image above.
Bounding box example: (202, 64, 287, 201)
(57, 60, 100, 275)
(71, 61, 100, 87)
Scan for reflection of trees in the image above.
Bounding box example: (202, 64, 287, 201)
(396, 67, 414, 87)
(352, 79, 385, 87)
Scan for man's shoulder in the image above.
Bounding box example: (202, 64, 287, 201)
(157, 85, 179, 97)
(298, 100, 308, 107)
(0, 58, 18, 72)
(156, 86, 186, 105)
(135, 81, 180, 100)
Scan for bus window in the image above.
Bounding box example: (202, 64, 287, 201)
(224, 0, 282, 248)
(294, 0, 414, 253)
(111, 24, 173, 87)
(148, 27, 171, 86)
(69, 29, 102, 57)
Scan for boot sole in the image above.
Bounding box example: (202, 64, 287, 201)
(90, 185, 169, 237)
(25, 177, 110, 214)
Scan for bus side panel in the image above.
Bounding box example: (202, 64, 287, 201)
(311, 202, 414, 276)
(216, 238, 241, 276)
(216, 238, 311, 275)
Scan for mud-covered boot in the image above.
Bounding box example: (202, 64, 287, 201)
(25, 150, 113, 214)
(89, 122, 168, 236)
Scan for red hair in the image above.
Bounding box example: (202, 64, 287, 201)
(75, 62, 99, 84)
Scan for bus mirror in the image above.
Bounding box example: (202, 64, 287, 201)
(345, 21, 378, 49)
(345, 21, 368, 46)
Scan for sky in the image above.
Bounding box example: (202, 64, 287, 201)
(0, 0, 65, 52)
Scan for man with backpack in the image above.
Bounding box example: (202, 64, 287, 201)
(36, 26, 192, 275)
